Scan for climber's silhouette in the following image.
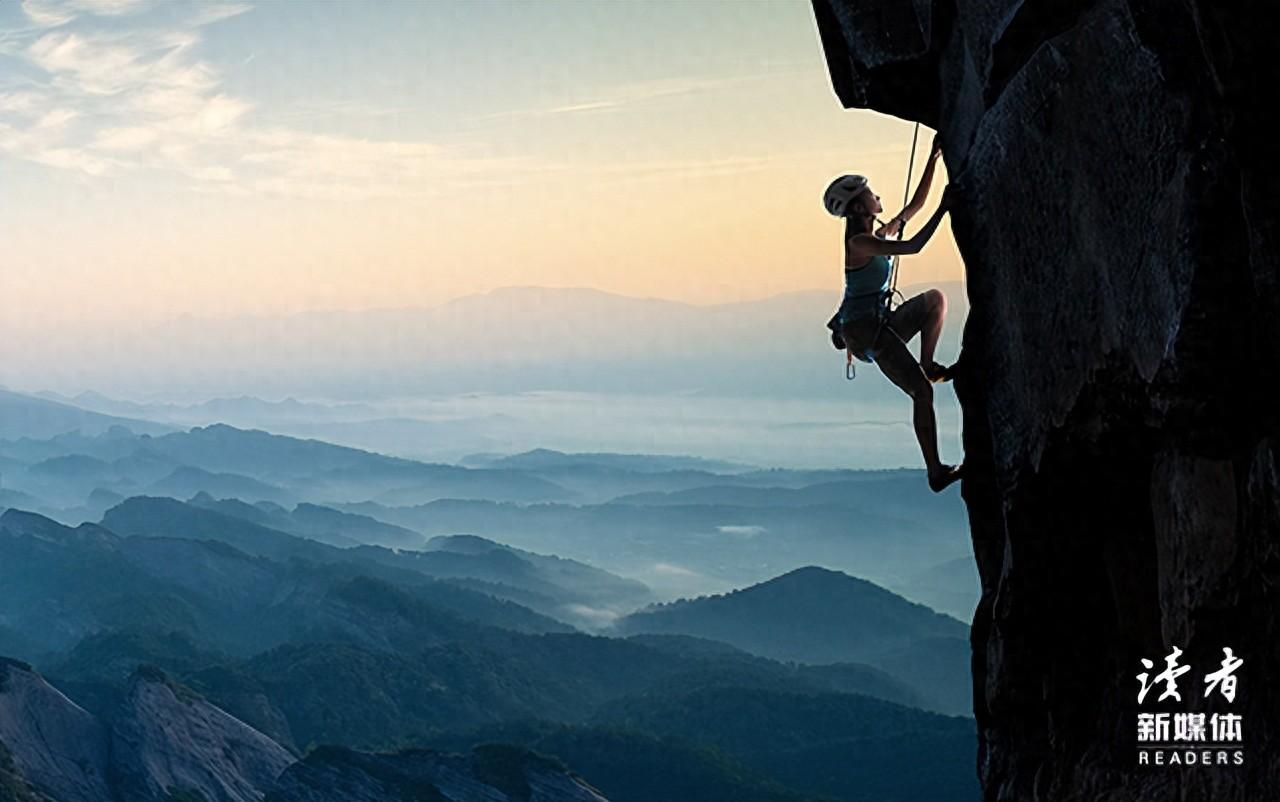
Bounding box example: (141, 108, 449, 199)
(823, 134, 962, 492)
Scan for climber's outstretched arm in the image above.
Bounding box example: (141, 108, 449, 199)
(851, 191, 950, 259)
(876, 133, 944, 239)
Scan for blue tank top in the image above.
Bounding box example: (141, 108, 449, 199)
(839, 253, 893, 323)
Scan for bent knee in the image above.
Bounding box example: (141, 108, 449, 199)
(926, 288, 947, 314)
(908, 376, 934, 403)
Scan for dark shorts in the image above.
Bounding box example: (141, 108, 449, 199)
(840, 292, 932, 358)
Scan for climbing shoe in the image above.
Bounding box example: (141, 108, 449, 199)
(928, 463, 964, 493)
(922, 360, 953, 383)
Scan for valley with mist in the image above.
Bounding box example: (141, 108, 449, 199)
(0, 382, 978, 802)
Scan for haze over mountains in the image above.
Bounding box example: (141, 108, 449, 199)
(6, 285, 968, 469)
(0, 391, 975, 612)
(0, 376, 980, 800)
(4, 284, 966, 400)
(0, 390, 172, 441)
(3, 285, 971, 473)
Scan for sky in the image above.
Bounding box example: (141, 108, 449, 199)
(0, 0, 962, 333)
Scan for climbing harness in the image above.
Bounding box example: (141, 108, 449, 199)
(835, 121, 922, 381)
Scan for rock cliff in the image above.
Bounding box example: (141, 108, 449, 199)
(1, 661, 289, 802)
(0, 658, 110, 802)
(812, 1, 1279, 799)
(0, 658, 614, 802)
(109, 667, 295, 802)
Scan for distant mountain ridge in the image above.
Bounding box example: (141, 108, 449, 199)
(11, 283, 966, 398)
(33, 391, 379, 426)
(0, 390, 170, 441)
(464, 448, 756, 475)
(617, 566, 965, 658)
(188, 493, 424, 549)
(2, 421, 973, 618)
(1, 423, 582, 516)
(614, 566, 971, 714)
(0, 505, 573, 658)
(96, 496, 650, 627)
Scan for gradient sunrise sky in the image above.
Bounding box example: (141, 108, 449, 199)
(0, 0, 961, 333)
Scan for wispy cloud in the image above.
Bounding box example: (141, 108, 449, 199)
(650, 562, 702, 578)
(717, 525, 766, 537)
(21, 0, 235, 29)
(187, 2, 251, 27)
(473, 70, 810, 122)
(20, 0, 169, 31)
(0, 5, 836, 198)
(0, 1, 545, 199)
(561, 604, 621, 625)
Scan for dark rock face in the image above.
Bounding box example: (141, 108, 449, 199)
(813, 1, 1279, 800)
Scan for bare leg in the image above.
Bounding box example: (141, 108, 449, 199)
(873, 327, 944, 476)
(918, 288, 947, 367)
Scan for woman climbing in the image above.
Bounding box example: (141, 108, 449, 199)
(823, 134, 963, 492)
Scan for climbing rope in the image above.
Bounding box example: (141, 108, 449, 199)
(887, 121, 921, 309)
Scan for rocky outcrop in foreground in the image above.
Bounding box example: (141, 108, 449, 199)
(0, 659, 610, 802)
(812, 0, 1279, 800)
(109, 667, 294, 802)
(1, 660, 287, 802)
(0, 658, 110, 802)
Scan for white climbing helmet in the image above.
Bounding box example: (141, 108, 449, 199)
(823, 174, 869, 217)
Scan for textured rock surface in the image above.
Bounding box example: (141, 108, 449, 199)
(0, 659, 110, 802)
(110, 668, 295, 802)
(813, 1, 1279, 800)
(266, 744, 611, 802)
(0, 659, 295, 802)
(0, 657, 613, 802)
